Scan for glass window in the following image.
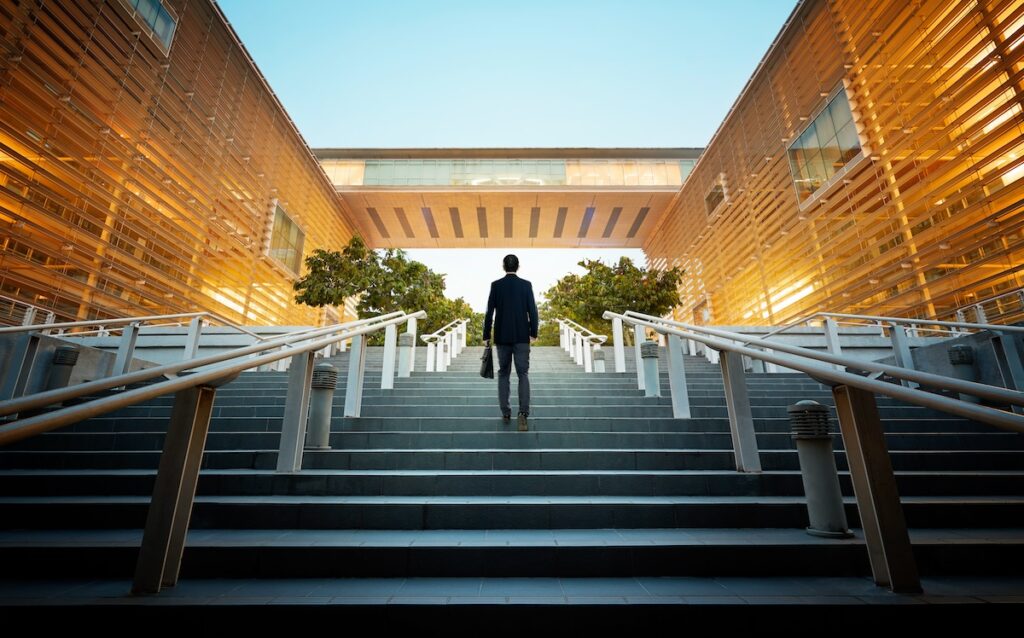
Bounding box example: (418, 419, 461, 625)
(129, 0, 178, 52)
(268, 205, 305, 275)
(705, 183, 725, 215)
(787, 89, 862, 203)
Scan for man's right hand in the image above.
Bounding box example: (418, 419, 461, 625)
(529, 336, 537, 344)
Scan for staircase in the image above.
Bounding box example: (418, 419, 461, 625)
(1, 344, 1023, 624)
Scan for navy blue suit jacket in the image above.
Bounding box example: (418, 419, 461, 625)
(483, 273, 539, 344)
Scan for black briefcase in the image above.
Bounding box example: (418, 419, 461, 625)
(480, 345, 494, 378)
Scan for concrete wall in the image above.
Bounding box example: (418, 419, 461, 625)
(61, 326, 318, 367)
(874, 327, 1024, 389)
(0, 333, 160, 398)
(682, 325, 955, 373)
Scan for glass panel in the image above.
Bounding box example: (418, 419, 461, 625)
(815, 105, 836, 144)
(829, 92, 854, 129)
(787, 89, 862, 201)
(836, 121, 861, 162)
(154, 9, 173, 44)
(137, 0, 159, 24)
(820, 135, 843, 172)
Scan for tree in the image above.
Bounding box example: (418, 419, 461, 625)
(293, 235, 479, 344)
(542, 257, 684, 345)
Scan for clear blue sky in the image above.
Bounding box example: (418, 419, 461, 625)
(217, 0, 797, 310)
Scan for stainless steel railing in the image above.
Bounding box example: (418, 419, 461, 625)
(556, 318, 608, 373)
(420, 318, 469, 372)
(0, 309, 425, 596)
(605, 307, 1024, 593)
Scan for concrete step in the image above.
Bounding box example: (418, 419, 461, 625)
(3, 449, 1021, 471)
(58, 416, 998, 434)
(1, 469, 1020, 497)
(2, 495, 1021, 529)
(0, 528, 1020, 579)
(4, 430, 1020, 451)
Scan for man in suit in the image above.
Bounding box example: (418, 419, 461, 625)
(483, 254, 539, 431)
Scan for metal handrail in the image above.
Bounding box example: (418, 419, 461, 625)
(761, 310, 1024, 340)
(0, 310, 423, 445)
(420, 318, 464, 343)
(0, 311, 407, 420)
(557, 317, 607, 342)
(613, 310, 1024, 432)
(0, 310, 267, 340)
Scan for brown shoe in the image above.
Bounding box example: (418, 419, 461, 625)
(517, 412, 528, 432)
(502, 412, 511, 423)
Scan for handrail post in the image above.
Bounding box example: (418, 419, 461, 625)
(720, 350, 761, 472)
(445, 329, 454, 366)
(889, 325, 919, 388)
(183, 316, 204, 360)
(380, 323, 397, 390)
(612, 317, 626, 373)
(583, 337, 594, 372)
(343, 333, 368, 417)
(21, 306, 36, 326)
(460, 319, 468, 352)
(41, 311, 55, 335)
(573, 330, 582, 364)
(276, 351, 316, 472)
(559, 321, 567, 350)
(633, 323, 646, 390)
(436, 336, 447, 372)
(822, 318, 843, 371)
(831, 384, 921, 592)
(406, 315, 418, 372)
(667, 334, 691, 418)
(132, 383, 217, 593)
(112, 321, 141, 385)
(425, 340, 436, 372)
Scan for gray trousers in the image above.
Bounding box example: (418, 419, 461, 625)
(496, 342, 530, 415)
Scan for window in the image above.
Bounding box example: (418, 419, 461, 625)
(268, 205, 305, 275)
(787, 88, 862, 203)
(704, 175, 727, 216)
(124, 0, 178, 52)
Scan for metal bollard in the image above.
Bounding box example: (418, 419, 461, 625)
(45, 346, 79, 393)
(593, 348, 606, 373)
(397, 332, 414, 378)
(787, 400, 852, 538)
(948, 345, 979, 404)
(640, 340, 660, 397)
(305, 364, 338, 450)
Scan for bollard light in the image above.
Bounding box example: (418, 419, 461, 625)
(305, 363, 338, 449)
(787, 400, 852, 538)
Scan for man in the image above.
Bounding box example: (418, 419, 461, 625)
(483, 254, 539, 432)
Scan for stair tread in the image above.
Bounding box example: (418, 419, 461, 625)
(1, 527, 1021, 547)
(4, 494, 1023, 504)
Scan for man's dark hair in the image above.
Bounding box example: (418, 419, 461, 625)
(503, 254, 519, 272)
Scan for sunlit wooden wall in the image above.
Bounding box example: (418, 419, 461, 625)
(645, 0, 1024, 326)
(0, 0, 356, 325)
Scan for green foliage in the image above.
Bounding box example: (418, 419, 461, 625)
(542, 257, 683, 345)
(293, 235, 477, 345)
(534, 301, 562, 346)
(293, 236, 377, 308)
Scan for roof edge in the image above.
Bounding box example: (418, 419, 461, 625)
(312, 148, 703, 160)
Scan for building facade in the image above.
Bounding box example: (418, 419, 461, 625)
(0, 0, 356, 325)
(644, 0, 1024, 326)
(1, 0, 1022, 329)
